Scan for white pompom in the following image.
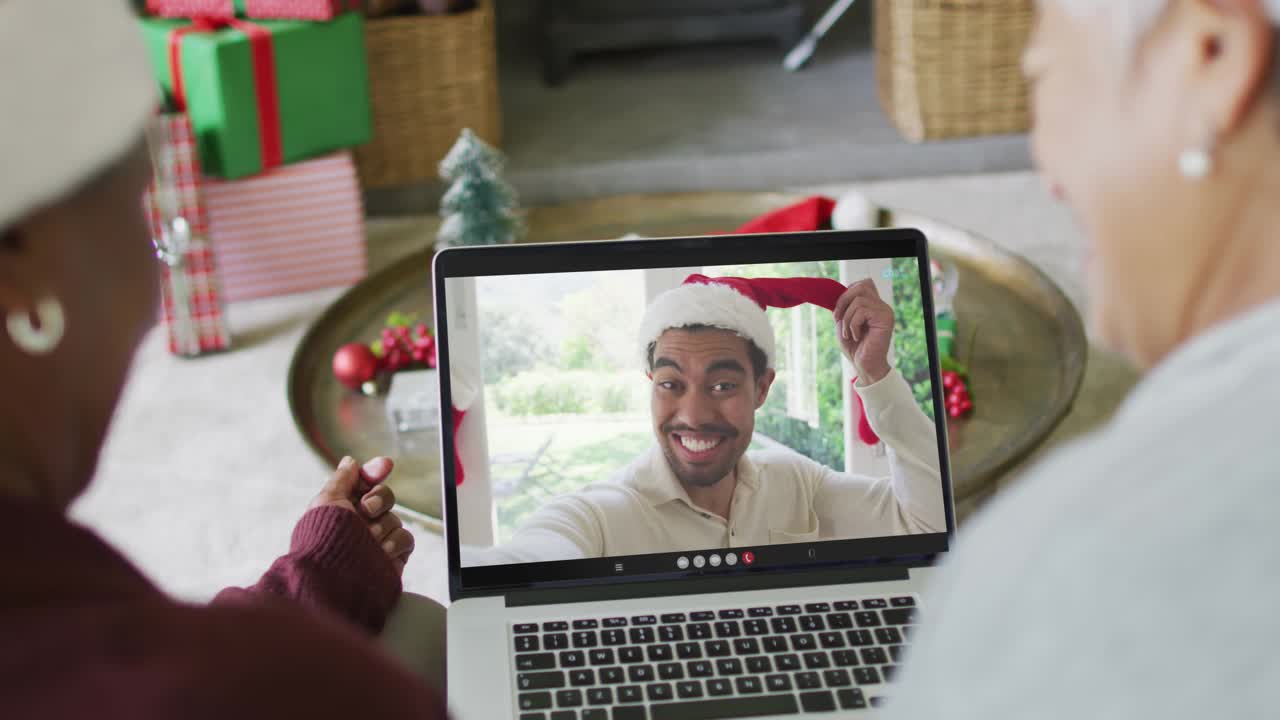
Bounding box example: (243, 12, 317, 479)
(831, 191, 879, 230)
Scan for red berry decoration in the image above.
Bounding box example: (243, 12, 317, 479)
(332, 343, 379, 391)
(942, 370, 975, 419)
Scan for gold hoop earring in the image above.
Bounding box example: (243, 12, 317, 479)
(6, 297, 66, 356)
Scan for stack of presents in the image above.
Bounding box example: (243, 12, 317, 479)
(137, 1, 392, 356)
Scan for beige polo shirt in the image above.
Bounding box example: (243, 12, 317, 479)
(462, 369, 945, 566)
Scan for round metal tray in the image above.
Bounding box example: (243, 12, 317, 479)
(288, 192, 1087, 523)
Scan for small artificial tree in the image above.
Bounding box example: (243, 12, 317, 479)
(437, 129, 525, 249)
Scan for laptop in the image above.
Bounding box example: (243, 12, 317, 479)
(437, 229, 956, 719)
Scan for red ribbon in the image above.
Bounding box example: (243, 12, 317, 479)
(168, 16, 284, 172)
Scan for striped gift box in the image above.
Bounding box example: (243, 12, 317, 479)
(143, 114, 232, 356)
(203, 152, 368, 302)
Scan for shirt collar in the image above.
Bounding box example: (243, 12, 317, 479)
(630, 445, 761, 509)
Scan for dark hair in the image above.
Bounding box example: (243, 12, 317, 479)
(646, 324, 769, 379)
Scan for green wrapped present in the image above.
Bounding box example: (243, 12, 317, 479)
(140, 13, 372, 179)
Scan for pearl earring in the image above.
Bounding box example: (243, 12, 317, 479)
(1179, 127, 1217, 180)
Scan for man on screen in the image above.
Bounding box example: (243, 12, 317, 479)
(462, 274, 944, 566)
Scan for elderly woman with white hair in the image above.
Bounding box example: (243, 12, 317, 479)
(886, 0, 1280, 717)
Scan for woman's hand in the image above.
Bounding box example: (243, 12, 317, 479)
(310, 456, 416, 575)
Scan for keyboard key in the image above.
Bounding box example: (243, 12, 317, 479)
(676, 642, 702, 659)
(617, 685, 643, 703)
(775, 654, 801, 671)
(544, 621, 570, 632)
(891, 596, 916, 607)
(745, 656, 771, 674)
(570, 669, 595, 687)
(551, 710, 574, 720)
(619, 647, 643, 664)
(847, 630, 874, 646)
(687, 623, 712, 640)
(573, 632, 598, 648)
(734, 676, 763, 694)
(837, 688, 868, 710)
(519, 692, 552, 711)
(833, 601, 858, 611)
(602, 630, 626, 646)
(882, 608, 916, 625)
(883, 664, 898, 681)
(854, 612, 881, 628)
(546, 634, 570, 650)
(613, 706, 644, 720)
(515, 636, 540, 652)
(714, 658, 743, 675)
(732, 638, 760, 655)
(574, 619, 600, 630)
(770, 617, 797, 634)
(603, 617, 627, 628)
(832, 650, 859, 667)
(587, 687, 613, 706)
(789, 634, 816, 651)
(661, 613, 687, 624)
(823, 669, 852, 687)
(628, 665, 655, 683)
(818, 632, 845, 649)
(747, 606, 773, 617)
(590, 649, 615, 665)
(799, 615, 825, 632)
(876, 628, 902, 645)
(776, 605, 802, 615)
(556, 689, 583, 707)
(803, 602, 831, 614)
(677, 680, 703, 699)
(630, 628, 655, 644)
(687, 660, 713, 677)
(658, 662, 684, 680)
(853, 667, 882, 685)
(795, 672, 821, 690)
(633, 615, 657, 626)
(705, 641, 731, 657)
(647, 683, 674, 701)
(713, 621, 740, 638)
(765, 673, 792, 692)
(517, 653, 556, 671)
(519, 714, 546, 720)
(515, 623, 539, 634)
(717, 609, 744, 619)
(517, 672, 566, 691)
(648, 695, 798, 720)
(860, 647, 888, 665)
(826, 613, 853, 630)
(888, 645, 904, 662)
(689, 611, 715, 621)
(706, 678, 733, 696)
(743, 619, 768, 636)
(861, 598, 887, 609)
(659, 625, 684, 642)
(648, 645, 673, 662)
(762, 637, 788, 653)
(803, 652, 830, 669)
(560, 651, 586, 668)
(600, 667, 625, 684)
(799, 690, 836, 712)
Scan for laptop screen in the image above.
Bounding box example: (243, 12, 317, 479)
(434, 230, 954, 596)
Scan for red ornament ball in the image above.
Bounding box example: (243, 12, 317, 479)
(332, 343, 379, 391)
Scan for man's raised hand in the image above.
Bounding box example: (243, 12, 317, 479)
(832, 279, 895, 384)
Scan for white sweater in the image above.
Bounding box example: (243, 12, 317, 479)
(886, 297, 1280, 719)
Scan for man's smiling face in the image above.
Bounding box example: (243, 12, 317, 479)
(648, 326, 775, 490)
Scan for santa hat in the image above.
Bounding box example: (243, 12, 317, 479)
(639, 273, 849, 370)
(0, 1, 157, 231)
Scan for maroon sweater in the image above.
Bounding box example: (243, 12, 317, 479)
(0, 496, 448, 718)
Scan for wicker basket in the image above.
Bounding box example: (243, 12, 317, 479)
(354, 0, 501, 189)
(874, 0, 1034, 142)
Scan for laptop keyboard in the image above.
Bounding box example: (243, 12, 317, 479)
(511, 595, 918, 719)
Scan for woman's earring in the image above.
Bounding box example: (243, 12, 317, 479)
(1179, 128, 1217, 180)
(6, 297, 66, 356)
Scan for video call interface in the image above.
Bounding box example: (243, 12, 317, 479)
(446, 255, 948, 577)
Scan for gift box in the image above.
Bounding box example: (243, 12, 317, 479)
(203, 152, 368, 301)
(144, 0, 408, 21)
(143, 115, 233, 356)
(139, 13, 372, 179)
